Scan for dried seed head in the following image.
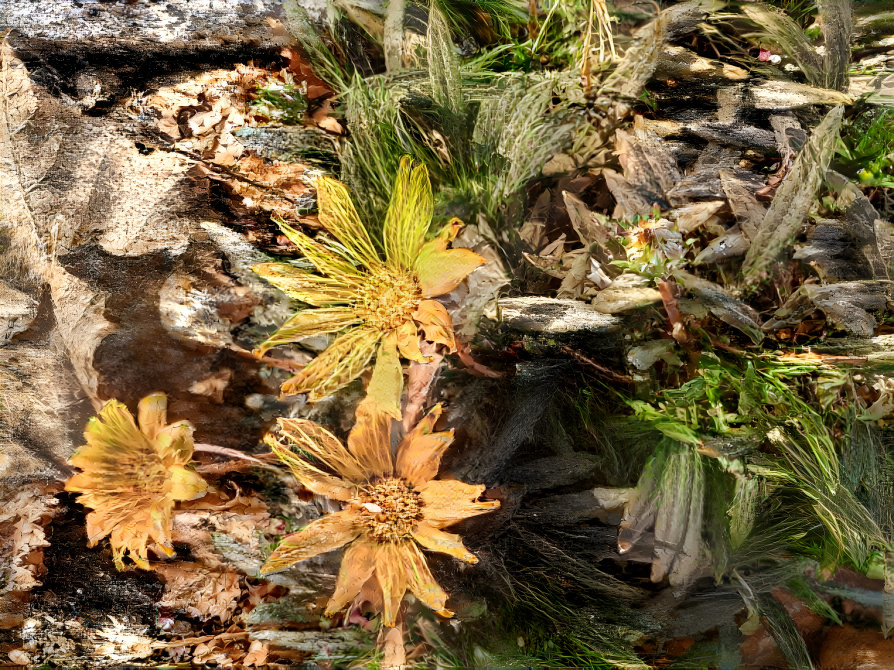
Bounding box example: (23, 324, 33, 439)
(352, 477, 423, 543)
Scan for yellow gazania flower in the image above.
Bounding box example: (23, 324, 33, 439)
(65, 393, 208, 571)
(259, 403, 499, 626)
(251, 157, 486, 418)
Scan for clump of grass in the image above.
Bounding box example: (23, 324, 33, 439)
(834, 106, 894, 189)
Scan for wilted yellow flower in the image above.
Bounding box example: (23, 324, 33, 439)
(260, 403, 499, 626)
(252, 157, 486, 418)
(65, 393, 208, 570)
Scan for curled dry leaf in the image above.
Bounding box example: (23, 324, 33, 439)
(0, 485, 59, 603)
(156, 563, 242, 622)
(260, 402, 500, 626)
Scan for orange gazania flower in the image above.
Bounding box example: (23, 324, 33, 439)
(251, 157, 486, 418)
(65, 393, 208, 570)
(259, 403, 499, 626)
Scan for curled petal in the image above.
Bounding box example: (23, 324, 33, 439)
(167, 465, 208, 501)
(383, 157, 433, 269)
(415, 237, 486, 298)
(251, 263, 360, 306)
(325, 540, 379, 617)
(347, 401, 393, 478)
(281, 327, 379, 400)
(395, 405, 452, 486)
(155, 421, 195, 464)
(260, 511, 360, 575)
(403, 540, 452, 616)
(255, 307, 361, 357)
(376, 542, 409, 627)
(395, 320, 428, 363)
(316, 176, 382, 268)
(413, 521, 478, 564)
(419, 480, 500, 529)
(274, 418, 367, 484)
(137, 393, 167, 440)
(413, 300, 456, 351)
(365, 332, 404, 420)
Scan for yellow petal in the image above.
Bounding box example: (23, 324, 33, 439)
(277, 220, 363, 280)
(395, 320, 428, 363)
(316, 176, 382, 269)
(167, 465, 208, 501)
(251, 262, 360, 306)
(418, 480, 500, 529)
(395, 405, 453, 486)
(325, 540, 379, 616)
(402, 540, 452, 615)
(383, 157, 433, 269)
(412, 521, 478, 563)
(155, 421, 195, 464)
(376, 542, 409, 627)
(137, 393, 167, 440)
(347, 401, 394, 478)
(365, 332, 404, 420)
(265, 433, 355, 500)
(281, 327, 380, 400)
(78, 400, 149, 458)
(415, 239, 486, 298)
(274, 418, 367, 484)
(413, 299, 456, 351)
(255, 307, 361, 357)
(260, 511, 360, 575)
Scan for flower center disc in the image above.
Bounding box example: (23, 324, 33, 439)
(355, 269, 421, 332)
(353, 477, 423, 543)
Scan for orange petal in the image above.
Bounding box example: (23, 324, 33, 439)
(395, 405, 453, 486)
(415, 239, 486, 298)
(137, 393, 167, 440)
(413, 521, 478, 564)
(365, 332, 404, 420)
(316, 176, 382, 269)
(402, 540, 452, 616)
(274, 418, 367, 484)
(155, 421, 195, 464)
(418, 480, 500, 529)
(395, 320, 428, 363)
(325, 540, 379, 616)
(255, 307, 361, 357)
(376, 542, 409, 627)
(260, 511, 359, 575)
(280, 327, 379, 400)
(413, 299, 456, 351)
(383, 157, 433, 269)
(347, 401, 394, 478)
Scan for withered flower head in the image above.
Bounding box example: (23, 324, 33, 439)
(65, 393, 208, 570)
(251, 157, 486, 418)
(260, 403, 499, 626)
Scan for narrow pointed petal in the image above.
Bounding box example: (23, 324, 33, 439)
(365, 332, 404, 420)
(395, 320, 428, 363)
(137, 393, 167, 440)
(413, 300, 456, 351)
(347, 401, 394, 478)
(376, 542, 409, 627)
(402, 540, 452, 616)
(251, 263, 360, 306)
(316, 176, 382, 268)
(260, 511, 360, 575)
(325, 540, 379, 616)
(255, 307, 361, 357)
(78, 400, 148, 458)
(266, 434, 354, 501)
(418, 480, 500, 529)
(278, 221, 363, 280)
(274, 418, 367, 484)
(383, 157, 433, 269)
(413, 521, 478, 563)
(280, 327, 379, 401)
(415, 239, 486, 298)
(395, 405, 453, 486)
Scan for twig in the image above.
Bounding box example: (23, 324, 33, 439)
(559, 345, 632, 383)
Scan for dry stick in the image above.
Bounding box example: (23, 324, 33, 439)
(193, 443, 271, 466)
(559, 345, 633, 383)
